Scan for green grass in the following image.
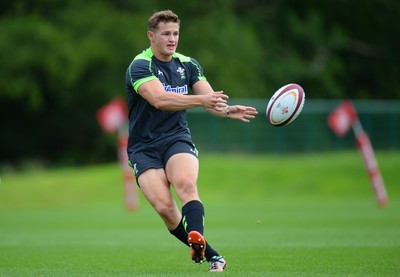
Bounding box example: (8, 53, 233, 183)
(1, 151, 399, 276)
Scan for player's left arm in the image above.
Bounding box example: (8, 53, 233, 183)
(192, 80, 258, 123)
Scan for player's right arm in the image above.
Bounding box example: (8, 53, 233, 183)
(137, 79, 228, 111)
(127, 55, 228, 111)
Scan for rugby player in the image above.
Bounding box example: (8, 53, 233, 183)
(125, 10, 258, 272)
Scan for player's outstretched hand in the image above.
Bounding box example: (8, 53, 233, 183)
(228, 105, 258, 123)
(203, 91, 229, 110)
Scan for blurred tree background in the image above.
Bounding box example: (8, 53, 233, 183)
(1, 0, 399, 167)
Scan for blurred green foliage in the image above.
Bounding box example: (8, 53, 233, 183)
(0, 0, 399, 166)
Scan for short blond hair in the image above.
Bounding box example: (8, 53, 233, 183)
(148, 10, 180, 32)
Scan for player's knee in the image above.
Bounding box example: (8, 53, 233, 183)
(154, 201, 176, 219)
(176, 178, 198, 199)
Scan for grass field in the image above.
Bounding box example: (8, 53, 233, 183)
(1, 151, 399, 276)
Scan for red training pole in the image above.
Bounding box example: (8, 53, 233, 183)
(352, 121, 388, 207)
(117, 130, 139, 211)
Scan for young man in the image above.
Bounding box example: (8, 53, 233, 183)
(125, 10, 258, 272)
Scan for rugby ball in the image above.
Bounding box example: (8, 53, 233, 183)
(266, 83, 305, 127)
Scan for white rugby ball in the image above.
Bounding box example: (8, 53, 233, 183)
(266, 83, 305, 127)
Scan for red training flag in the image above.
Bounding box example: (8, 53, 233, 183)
(327, 101, 389, 207)
(327, 101, 358, 137)
(96, 98, 128, 134)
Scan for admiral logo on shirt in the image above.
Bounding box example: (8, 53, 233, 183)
(162, 83, 188, 94)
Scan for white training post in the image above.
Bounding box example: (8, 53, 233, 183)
(352, 120, 388, 207)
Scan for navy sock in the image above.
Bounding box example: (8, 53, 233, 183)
(205, 242, 219, 261)
(172, 200, 218, 261)
(182, 200, 204, 234)
(169, 219, 189, 246)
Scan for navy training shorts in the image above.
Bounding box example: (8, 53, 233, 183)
(128, 138, 198, 185)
